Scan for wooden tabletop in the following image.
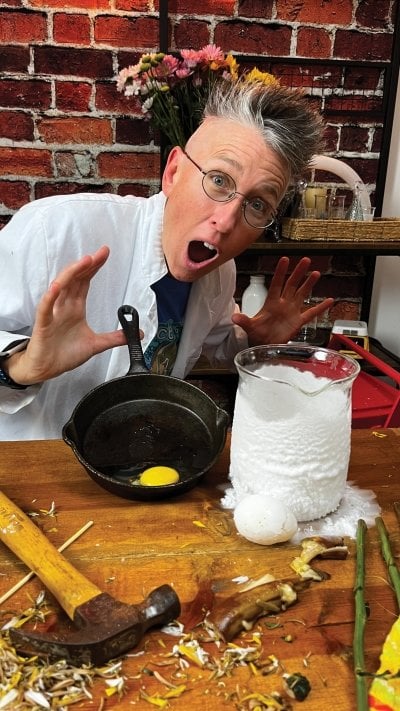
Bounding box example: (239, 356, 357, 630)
(1, 429, 400, 710)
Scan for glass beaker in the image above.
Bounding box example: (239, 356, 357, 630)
(229, 345, 360, 522)
(328, 194, 346, 220)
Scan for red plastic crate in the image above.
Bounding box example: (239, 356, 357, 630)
(329, 333, 400, 428)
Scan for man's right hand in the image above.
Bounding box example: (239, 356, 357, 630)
(5, 246, 128, 386)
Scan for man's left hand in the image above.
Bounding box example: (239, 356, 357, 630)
(232, 256, 334, 346)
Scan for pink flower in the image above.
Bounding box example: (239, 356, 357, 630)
(199, 44, 225, 63)
(176, 67, 193, 79)
(117, 44, 278, 149)
(160, 54, 180, 75)
(180, 48, 203, 68)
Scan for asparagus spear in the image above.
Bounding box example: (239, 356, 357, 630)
(375, 515, 400, 610)
(354, 518, 369, 711)
(393, 500, 400, 527)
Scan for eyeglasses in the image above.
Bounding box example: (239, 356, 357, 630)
(183, 150, 276, 229)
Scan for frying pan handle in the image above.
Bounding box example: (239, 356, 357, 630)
(118, 305, 149, 375)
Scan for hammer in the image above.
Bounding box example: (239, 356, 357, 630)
(0, 490, 181, 666)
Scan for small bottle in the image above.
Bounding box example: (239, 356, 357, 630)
(241, 275, 268, 317)
(346, 181, 364, 221)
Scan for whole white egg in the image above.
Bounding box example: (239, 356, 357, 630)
(233, 494, 298, 545)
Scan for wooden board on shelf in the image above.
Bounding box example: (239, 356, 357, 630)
(281, 217, 400, 242)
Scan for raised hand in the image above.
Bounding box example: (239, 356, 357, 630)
(232, 256, 334, 346)
(6, 246, 128, 386)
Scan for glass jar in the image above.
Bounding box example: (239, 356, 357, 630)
(228, 344, 360, 522)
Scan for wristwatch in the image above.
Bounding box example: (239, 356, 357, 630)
(0, 339, 29, 390)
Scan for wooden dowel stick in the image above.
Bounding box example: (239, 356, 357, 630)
(0, 520, 94, 605)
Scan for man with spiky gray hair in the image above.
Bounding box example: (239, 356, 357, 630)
(0, 79, 333, 439)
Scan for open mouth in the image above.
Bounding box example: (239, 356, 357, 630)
(188, 240, 218, 264)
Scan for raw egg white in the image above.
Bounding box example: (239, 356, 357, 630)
(233, 494, 298, 545)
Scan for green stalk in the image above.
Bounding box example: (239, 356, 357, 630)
(375, 515, 400, 610)
(353, 518, 369, 711)
(394, 501, 400, 526)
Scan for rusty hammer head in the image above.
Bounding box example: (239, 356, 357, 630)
(9, 584, 180, 666)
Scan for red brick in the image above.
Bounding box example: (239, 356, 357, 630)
(296, 28, 332, 59)
(0, 46, 30, 72)
(37, 117, 113, 144)
(29, 0, 109, 8)
(343, 66, 383, 91)
(324, 95, 384, 121)
(55, 81, 92, 112)
(173, 20, 211, 51)
(116, 50, 143, 71)
(372, 127, 383, 153)
(331, 254, 365, 273)
(116, 1, 150, 9)
(329, 301, 361, 322)
(0, 79, 51, 109)
(277, 0, 353, 24)
(355, 0, 392, 29)
(115, 117, 153, 145)
(115, 0, 151, 12)
(117, 183, 155, 197)
(0, 180, 30, 209)
(53, 13, 91, 45)
(303, 256, 332, 273)
(34, 46, 113, 78)
(214, 21, 292, 55)
(0, 110, 34, 141)
(238, 0, 273, 18)
(95, 81, 141, 114)
(0, 148, 52, 177)
(334, 29, 393, 61)
(0, 10, 47, 43)
(35, 182, 113, 200)
(323, 125, 340, 152)
(235, 252, 265, 274)
(170, 0, 235, 13)
(255, 255, 334, 276)
(94, 16, 159, 48)
(339, 126, 369, 152)
(270, 61, 343, 90)
(98, 151, 159, 179)
(345, 158, 379, 185)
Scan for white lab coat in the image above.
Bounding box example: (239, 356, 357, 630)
(0, 191, 247, 440)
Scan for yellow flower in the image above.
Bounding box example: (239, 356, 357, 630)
(117, 46, 279, 148)
(226, 53, 239, 79)
(245, 67, 280, 86)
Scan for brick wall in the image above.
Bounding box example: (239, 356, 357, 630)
(0, 0, 397, 324)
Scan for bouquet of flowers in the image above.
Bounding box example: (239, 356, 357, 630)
(116, 44, 278, 148)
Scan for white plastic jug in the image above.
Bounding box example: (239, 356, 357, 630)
(241, 275, 267, 317)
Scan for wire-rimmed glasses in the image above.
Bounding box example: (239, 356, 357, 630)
(183, 151, 276, 229)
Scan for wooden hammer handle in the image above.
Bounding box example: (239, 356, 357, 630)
(0, 490, 101, 620)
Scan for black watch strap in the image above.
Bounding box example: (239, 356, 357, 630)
(0, 362, 27, 389)
(0, 339, 29, 390)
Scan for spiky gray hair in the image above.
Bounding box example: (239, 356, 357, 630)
(203, 79, 324, 180)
